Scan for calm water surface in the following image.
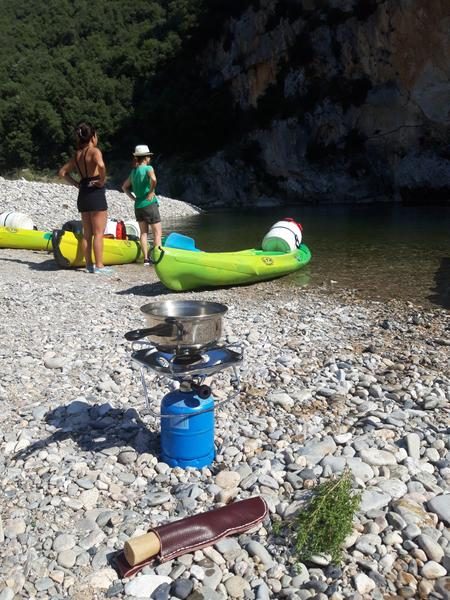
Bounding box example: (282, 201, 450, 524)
(164, 205, 450, 309)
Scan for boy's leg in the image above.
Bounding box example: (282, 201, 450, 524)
(150, 221, 162, 248)
(139, 221, 149, 261)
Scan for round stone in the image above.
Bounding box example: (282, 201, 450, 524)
(421, 561, 447, 579)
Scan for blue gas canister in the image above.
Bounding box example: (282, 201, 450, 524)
(160, 389, 215, 468)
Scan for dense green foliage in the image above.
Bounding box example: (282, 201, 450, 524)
(0, 0, 240, 172)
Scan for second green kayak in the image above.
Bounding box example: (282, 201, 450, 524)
(152, 234, 312, 291)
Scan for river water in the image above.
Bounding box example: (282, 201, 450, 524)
(164, 204, 450, 309)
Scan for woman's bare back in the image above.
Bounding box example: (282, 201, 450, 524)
(75, 146, 103, 179)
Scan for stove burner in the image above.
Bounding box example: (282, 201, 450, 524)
(131, 345, 243, 379)
(172, 353, 205, 365)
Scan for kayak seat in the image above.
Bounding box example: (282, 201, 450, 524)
(164, 232, 201, 252)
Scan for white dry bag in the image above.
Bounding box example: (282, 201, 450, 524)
(123, 220, 140, 239)
(0, 211, 35, 230)
(261, 218, 302, 252)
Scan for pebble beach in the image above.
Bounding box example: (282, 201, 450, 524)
(1, 179, 449, 600)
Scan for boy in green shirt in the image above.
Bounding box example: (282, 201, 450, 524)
(122, 145, 162, 264)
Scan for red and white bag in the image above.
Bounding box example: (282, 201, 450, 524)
(104, 219, 126, 239)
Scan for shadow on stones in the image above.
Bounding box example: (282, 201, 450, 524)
(428, 257, 450, 309)
(0, 256, 60, 271)
(116, 280, 276, 296)
(116, 282, 172, 296)
(14, 400, 159, 461)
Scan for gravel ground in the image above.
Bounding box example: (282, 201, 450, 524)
(0, 177, 201, 230)
(0, 180, 449, 600)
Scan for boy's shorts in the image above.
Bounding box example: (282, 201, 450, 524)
(135, 203, 161, 224)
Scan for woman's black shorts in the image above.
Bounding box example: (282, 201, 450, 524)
(135, 203, 161, 224)
(77, 179, 107, 213)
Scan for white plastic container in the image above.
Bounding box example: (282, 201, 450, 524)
(123, 220, 140, 238)
(0, 211, 35, 230)
(104, 219, 118, 237)
(261, 218, 302, 252)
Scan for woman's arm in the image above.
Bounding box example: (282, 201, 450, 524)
(58, 158, 79, 188)
(146, 168, 157, 200)
(122, 177, 135, 201)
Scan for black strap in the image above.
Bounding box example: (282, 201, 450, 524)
(2, 212, 14, 226)
(74, 153, 82, 176)
(83, 148, 88, 177)
(75, 148, 89, 178)
(148, 246, 164, 265)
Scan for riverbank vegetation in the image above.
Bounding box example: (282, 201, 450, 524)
(0, 0, 244, 173)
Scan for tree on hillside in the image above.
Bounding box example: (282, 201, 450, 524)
(0, 0, 218, 172)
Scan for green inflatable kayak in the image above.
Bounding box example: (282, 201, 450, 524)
(152, 233, 311, 291)
(0, 226, 53, 251)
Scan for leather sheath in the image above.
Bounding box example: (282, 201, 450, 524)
(115, 496, 268, 578)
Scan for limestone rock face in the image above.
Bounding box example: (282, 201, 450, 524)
(165, 0, 450, 206)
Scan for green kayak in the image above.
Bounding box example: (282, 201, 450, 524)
(152, 233, 311, 292)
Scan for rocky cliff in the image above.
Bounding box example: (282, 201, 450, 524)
(163, 0, 450, 206)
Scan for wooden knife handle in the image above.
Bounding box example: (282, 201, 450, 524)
(124, 531, 161, 566)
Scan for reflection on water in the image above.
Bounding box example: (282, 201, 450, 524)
(164, 205, 450, 308)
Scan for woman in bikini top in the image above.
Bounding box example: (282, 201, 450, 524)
(58, 122, 112, 273)
(59, 122, 107, 212)
(76, 144, 102, 190)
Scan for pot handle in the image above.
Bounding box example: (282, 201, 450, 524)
(124, 323, 175, 341)
(125, 328, 154, 341)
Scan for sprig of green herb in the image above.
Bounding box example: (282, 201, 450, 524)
(294, 470, 361, 564)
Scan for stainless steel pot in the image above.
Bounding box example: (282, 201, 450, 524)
(124, 300, 228, 354)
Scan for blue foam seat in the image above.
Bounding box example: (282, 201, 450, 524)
(164, 232, 200, 252)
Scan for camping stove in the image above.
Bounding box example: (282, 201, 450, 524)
(125, 300, 243, 468)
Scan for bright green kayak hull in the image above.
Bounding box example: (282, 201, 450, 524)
(0, 226, 53, 250)
(153, 243, 312, 291)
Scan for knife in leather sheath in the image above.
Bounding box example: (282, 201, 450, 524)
(114, 496, 268, 578)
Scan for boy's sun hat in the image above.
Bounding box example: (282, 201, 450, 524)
(133, 144, 153, 157)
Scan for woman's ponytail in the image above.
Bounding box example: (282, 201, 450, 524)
(75, 122, 96, 147)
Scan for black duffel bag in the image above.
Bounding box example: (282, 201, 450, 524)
(61, 220, 83, 234)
